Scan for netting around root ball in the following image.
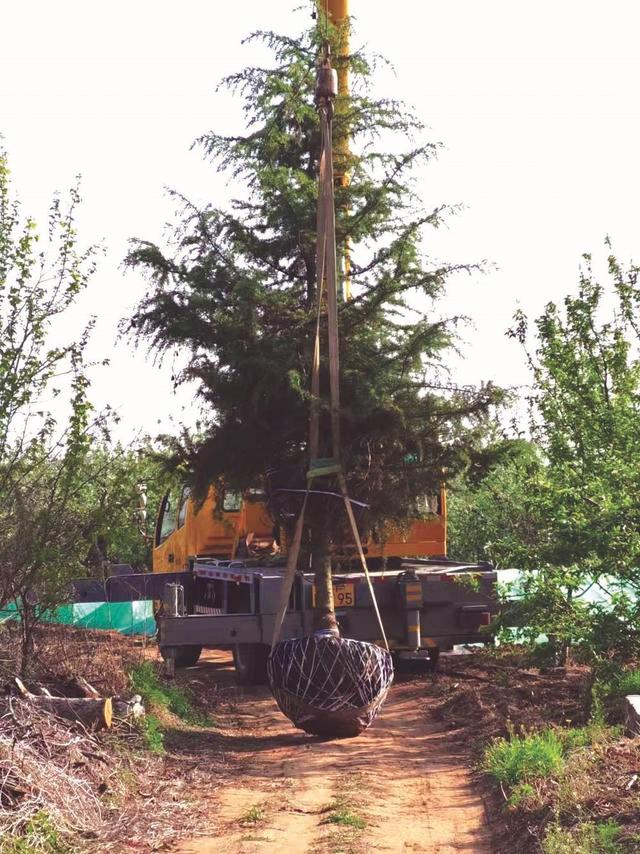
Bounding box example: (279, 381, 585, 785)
(268, 635, 394, 738)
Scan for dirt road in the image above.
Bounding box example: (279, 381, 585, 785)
(172, 651, 491, 854)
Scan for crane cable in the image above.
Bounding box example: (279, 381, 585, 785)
(271, 46, 389, 652)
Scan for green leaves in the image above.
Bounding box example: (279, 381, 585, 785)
(452, 249, 640, 663)
(125, 15, 502, 532)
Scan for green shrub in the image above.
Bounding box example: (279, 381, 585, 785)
(130, 661, 210, 727)
(484, 730, 565, 787)
(543, 820, 623, 854)
(611, 669, 640, 696)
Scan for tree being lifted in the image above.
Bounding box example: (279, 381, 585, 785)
(126, 8, 500, 657)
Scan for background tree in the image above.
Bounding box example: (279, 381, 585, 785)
(447, 438, 545, 564)
(80, 444, 171, 574)
(452, 248, 640, 668)
(125, 15, 502, 629)
(0, 152, 171, 668)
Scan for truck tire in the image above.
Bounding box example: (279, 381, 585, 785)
(159, 644, 202, 668)
(233, 643, 269, 685)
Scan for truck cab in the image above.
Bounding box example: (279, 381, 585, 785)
(153, 487, 447, 573)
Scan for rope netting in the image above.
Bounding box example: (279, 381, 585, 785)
(268, 635, 394, 737)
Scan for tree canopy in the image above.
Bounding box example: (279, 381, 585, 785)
(450, 249, 640, 663)
(125, 16, 502, 550)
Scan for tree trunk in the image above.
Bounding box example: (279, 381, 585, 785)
(311, 525, 339, 635)
(19, 598, 37, 676)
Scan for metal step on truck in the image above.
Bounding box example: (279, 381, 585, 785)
(103, 555, 499, 683)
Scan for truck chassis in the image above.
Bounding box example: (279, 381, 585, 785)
(102, 558, 499, 683)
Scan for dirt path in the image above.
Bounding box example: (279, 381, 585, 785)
(172, 651, 491, 854)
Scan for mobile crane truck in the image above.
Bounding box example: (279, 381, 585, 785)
(101, 479, 498, 683)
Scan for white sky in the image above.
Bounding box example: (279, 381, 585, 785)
(1, 0, 639, 438)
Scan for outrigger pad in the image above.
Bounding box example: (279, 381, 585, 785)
(267, 635, 394, 738)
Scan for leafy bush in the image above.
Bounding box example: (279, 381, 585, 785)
(610, 669, 640, 697)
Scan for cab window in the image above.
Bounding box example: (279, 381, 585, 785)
(156, 491, 178, 545)
(222, 490, 242, 512)
(177, 486, 191, 528)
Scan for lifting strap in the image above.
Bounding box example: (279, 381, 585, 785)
(271, 50, 388, 652)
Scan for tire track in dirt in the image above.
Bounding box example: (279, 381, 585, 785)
(175, 652, 491, 854)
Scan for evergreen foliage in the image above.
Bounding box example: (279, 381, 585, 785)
(125, 14, 501, 545)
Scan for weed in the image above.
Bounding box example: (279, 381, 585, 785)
(484, 724, 619, 790)
(543, 819, 623, 854)
(560, 722, 620, 751)
(1, 810, 68, 853)
(240, 805, 265, 825)
(483, 730, 565, 787)
(506, 782, 538, 809)
(136, 713, 165, 754)
(322, 798, 366, 830)
(130, 661, 210, 727)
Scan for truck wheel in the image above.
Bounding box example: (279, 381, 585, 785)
(159, 644, 202, 668)
(233, 643, 269, 685)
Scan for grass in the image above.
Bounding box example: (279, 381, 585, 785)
(483, 721, 631, 851)
(483, 724, 617, 789)
(240, 805, 265, 826)
(483, 729, 566, 787)
(322, 798, 366, 831)
(130, 661, 211, 727)
(0, 811, 68, 853)
(136, 712, 165, 753)
(543, 820, 624, 854)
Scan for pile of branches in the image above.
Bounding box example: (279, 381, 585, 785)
(0, 622, 144, 696)
(0, 696, 116, 842)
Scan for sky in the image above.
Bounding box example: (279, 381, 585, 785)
(1, 0, 639, 438)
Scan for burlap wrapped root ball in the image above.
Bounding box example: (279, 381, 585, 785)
(267, 635, 394, 738)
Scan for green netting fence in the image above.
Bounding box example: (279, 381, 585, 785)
(0, 600, 155, 636)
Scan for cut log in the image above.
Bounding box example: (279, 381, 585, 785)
(14, 677, 112, 730)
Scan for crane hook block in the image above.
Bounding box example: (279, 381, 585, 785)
(316, 63, 338, 103)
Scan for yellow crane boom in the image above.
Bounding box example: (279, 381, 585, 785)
(324, 0, 351, 297)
